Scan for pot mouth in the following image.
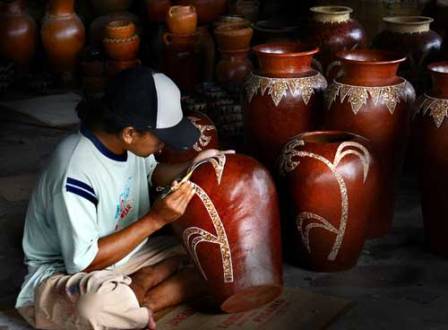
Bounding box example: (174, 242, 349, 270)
(382, 16, 433, 25)
(310, 6, 353, 15)
(296, 130, 364, 144)
(428, 61, 448, 74)
(337, 49, 406, 65)
(253, 41, 318, 57)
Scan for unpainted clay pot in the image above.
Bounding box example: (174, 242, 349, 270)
(166, 5, 197, 35)
(171, 153, 283, 312)
(214, 23, 253, 51)
(103, 35, 140, 61)
(105, 20, 136, 39)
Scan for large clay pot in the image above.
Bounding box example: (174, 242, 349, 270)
(413, 61, 448, 257)
(242, 42, 327, 171)
(323, 49, 415, 238)
(171, 153, 283, 312)
(216, 48, 252, 89)
(90, 12, 139, 48)
(278, 131, 378, 271)
(41, 0, 86, 77)
(103, 35, 140, 61)
(372, 16, 442, 93)
(91, 0, 132, 15)
(147, 0, 171, 23)
(214, 23, 253, 51)
(166, 5, 197, 34)
(156, 112, 219, 163)
(175, 0, 227, 24)
(0, 0, 37, 70)
(305, 6, 367, 78)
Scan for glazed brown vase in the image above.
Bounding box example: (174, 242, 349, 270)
(0, 0, 37, 70)
(242, 41, 327, 171)
(166, 5, 197, 34)
(278, 131, 379, 271)
(171, 153, 283, 313)
(216, 49, 252, 90)
(175, 0, 227, 24)
(41, 0, 86, 77)
(305, 6, 367, 78)
(91, 0, 132, 15)
(413, 61, 448, 257)
(372, 16, 442, 93)
(323, 49, 415, 238)
(156, 112, 219, 163)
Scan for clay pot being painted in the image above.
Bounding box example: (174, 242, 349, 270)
(170, 153, 283, 312)
(372, 16, 442, 93)
(413, 62, 448, 257)
(176, 0, 227, 24)
(41, 0, 86, 77)
(147, 0, 171, 23)
(242, 42, 327, 171)
(166, 5, 197, 34)
(90, 12, 139, 48)
(214, 23, 253, 51)
(103, 35, 140, 61)
(216, 48, 252, 90)
(91, 0, 132, 15)
(0, 0, 37, 70)
(156, 112, 219, 163)
(323, 49, 415, 238)
(278, 131, 379, 271)
(105, 20, 136, 39)
(305, 6, 367, 78)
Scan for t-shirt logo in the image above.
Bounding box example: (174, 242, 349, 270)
(114, 176, 134, 230)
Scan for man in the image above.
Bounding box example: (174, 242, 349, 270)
(16, 67, 229, 329)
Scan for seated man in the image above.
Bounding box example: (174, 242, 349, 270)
(16, 67, 229, 330)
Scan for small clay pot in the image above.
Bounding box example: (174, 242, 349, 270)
(176, 0, 227, 24)
(163, 31, 199, 51)
(106, 59, 141, 77)
(90, 12, 139, 48)
(214, 23, 253, 51)
(105, 20, 136, 39)
(147, 0, 172, 23)
(166, 5, 197, 35)
(103, 35, 140, 60)
(253, 41, 319, 78)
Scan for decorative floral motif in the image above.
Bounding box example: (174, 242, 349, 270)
(189, 116, 216, 152)
(326, 79, 413, 115)
(182, 155, 233, 283)
(279, 139, 371, 260)
(245, 71, 327, 107)
(416, 94, 448, 128)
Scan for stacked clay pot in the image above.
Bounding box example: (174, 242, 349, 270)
(176, 0, 227, 25)
(162, 5, 199, 93)
(0, 0, 37, 71)
(171, 153, 283, 312)
(90, 12, 140, 48)
(372, 16, 442, 93)
(214, 23, 253, 91)
(323, 49, 416, 238)
(41, 0, 85, 81)
(103, 20, 141, 77)
(278, 131, 379, 271)
(156, 111, 219, 163)
(413, 62, 448, 257)
(304, 6, 367, 79)
(242, 41, 327, 171)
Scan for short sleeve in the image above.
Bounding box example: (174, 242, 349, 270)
(145, 154, 158, 186)
(52, 177, 99, 274)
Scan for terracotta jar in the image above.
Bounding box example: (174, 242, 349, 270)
(103, 35, 140, 61)
(214, 23, 253, 51)
(372, 16, 442, 92)
(216, 48, 252, 89)
(323, 49, 415, 238)
(176, 0, 227, 24)
(91, 0, 132, 15)
(90, 12, 139, 48)
(156, 112, 219, 163)
(305, 6, 367, 78)
(278, 131, 378, 271)
(41, 0, 86, 77)
(147, 0, 172, 23)
(106, 59, 141, 77)
(413, 62, 448, 257)
(105, 20, 136, 39)
(166, 5, 197, 34)
(243, 42, 327, 171)
(171, 153, 283, 312)
(0, 0, 37, 70)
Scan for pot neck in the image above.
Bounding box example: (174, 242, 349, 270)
(47, 0, 75, 16)
(3, 0, 26, 15)
(311, 6, 352, 24)
(430, 72, 448, 98)
(384, 19, 431, 34)
(339, 61, 401, 86)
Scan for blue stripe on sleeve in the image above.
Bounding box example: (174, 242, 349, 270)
(66, 185, 98, 206)
(67, 177, 96, 195)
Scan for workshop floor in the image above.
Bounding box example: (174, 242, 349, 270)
(0, 118, 447, 329)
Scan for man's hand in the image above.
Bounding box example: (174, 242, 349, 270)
(149, 181, 196, 228)
(192, 149, 235, 165)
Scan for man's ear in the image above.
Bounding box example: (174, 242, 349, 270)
(121, 126, 136, 144)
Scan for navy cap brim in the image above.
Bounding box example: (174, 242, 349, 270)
(152, 117, 201, 150)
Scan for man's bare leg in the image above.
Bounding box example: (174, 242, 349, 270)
(143, 268, 206, 314)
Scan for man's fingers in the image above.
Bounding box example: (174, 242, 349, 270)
(166, 181, 194, 201)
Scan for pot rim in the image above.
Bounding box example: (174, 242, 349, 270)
(106, 20, 134, 29)
(428, 61, 448, 74)
(253, 41, 318, 58)
(382, 16, 433, 25)
(336, 49, 406, 65)
(309, 6, 353, 15)
(294, 130, 369, 145)
(215, 23, 253, 33)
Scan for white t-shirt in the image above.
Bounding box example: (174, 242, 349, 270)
(16, 127, 158, 308)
